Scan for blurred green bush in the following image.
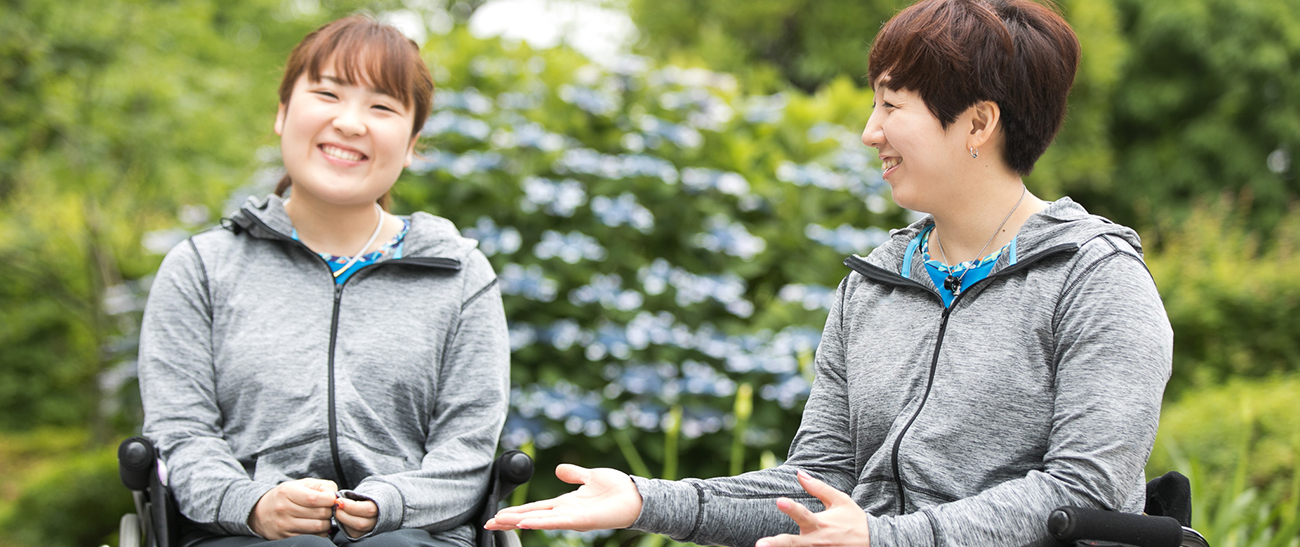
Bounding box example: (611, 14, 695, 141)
(1149, 375, 1299, 502)
(1148, 375, 1300, 544)
(0, 440, 132, 547)
(1147, 198, 1300, 396)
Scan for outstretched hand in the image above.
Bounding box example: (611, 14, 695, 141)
(756, 470, 870, 547)
(485, 464, 643, 532)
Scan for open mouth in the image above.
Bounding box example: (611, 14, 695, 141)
(320, 144, 367, 162)
(882, 157, 901, 176)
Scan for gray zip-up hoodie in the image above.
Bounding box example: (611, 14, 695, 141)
(629, 198, 1172, 546)
(139, 195, 509, 543)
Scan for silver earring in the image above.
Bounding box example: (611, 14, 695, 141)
(970, 147, 979, 159)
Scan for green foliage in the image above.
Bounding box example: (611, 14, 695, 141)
(1146, 198, 1300, 395)
(0, 0, 396, 433)
(0, 442, 133, 547)
(626, 0, 904, 92)
(1149, 376, 1300, 545)
(1076, 0, 1300, 233)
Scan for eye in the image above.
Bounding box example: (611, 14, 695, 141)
(372, 104, 397, 113)
(314, 91, 338, 99)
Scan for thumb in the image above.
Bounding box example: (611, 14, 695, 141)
(796, 470, 852, 508)
(555, 464, 592, 486)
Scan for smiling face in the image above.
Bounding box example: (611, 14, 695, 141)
(861, 84, 974, 214)
(274, 67, 418, 208)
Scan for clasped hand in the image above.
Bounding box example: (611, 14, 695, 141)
(248, 478, 378, 540)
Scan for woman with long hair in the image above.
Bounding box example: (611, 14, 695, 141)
(139, 16, 509, 547)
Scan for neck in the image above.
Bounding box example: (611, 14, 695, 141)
(284, 193, 394, 257)
(930, 177, 1047, 265)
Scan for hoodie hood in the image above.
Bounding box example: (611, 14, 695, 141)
(859, 197, 1142, 276)
(229, 194, 481, 262)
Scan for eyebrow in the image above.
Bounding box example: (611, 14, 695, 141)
(319, 75, 393, 98)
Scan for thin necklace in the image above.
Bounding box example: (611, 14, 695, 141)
(936, 185, 1026, 295)
(333, 203, 385, 279)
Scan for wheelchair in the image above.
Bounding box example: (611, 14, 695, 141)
(116, 437, 533, 547)
(1049, 471, 1210, 547)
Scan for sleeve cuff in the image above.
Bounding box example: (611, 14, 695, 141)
(628, 476, 701, 541)
(217, 480, 276, 537)
(348, 480, 405, 536)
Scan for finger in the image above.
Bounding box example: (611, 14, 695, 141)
(513, 514, 598, 532)
(335, 511, 376, 536)
(796, 470, 854, 508)
(498, 508, 570, 525)
(554, 464, 592, 485)
(300, 478, 339, 493)
(756, 533, 802, 547)
(494, 498, 561, 516)
(337, 499, 379, 518)
(284, 517, 334, 536)
(282, 483, 338, 509)
(483, 517, 517, 531)
(775, 497, 820, 531)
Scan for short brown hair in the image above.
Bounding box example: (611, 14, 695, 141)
(274, 15, 435, 207)
(867, 0, 1079, 175)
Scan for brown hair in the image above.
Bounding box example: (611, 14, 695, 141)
(867, 0, 1079, 175)
(273, 15, 435, 209)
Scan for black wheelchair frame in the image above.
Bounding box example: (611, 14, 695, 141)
(116, 437, 533, 547)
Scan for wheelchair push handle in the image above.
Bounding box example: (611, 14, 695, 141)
(496, 451, 533, 489)
(118, 436, 156, 492)
(1048, 506, 1184, 547)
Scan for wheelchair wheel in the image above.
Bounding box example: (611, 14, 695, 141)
(119, 513, 143, 547)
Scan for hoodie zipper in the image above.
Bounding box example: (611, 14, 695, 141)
(843, 242, 1079, 513)
(235, 209, 461, 489)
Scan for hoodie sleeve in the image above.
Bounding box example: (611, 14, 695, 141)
(866, 240, 1173, 546)
(139, 240, 275, 537)
(628, 277, 861, 546)
(346, 249, 510, 536)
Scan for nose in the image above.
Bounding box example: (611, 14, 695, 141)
(861, 109, 884, 148)
(332, 105, 367, 137)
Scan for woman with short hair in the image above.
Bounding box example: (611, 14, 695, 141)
(487, 0, 1172, 545)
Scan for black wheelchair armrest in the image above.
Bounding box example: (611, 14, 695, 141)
(474, 450, 534, 547)
(1048, 506, 1210, 547)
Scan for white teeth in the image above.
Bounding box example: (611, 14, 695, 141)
(321, 145, 363, 162)
(883, 158, 901, 170)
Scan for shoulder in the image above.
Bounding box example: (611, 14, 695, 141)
(404, 212, 484, 261)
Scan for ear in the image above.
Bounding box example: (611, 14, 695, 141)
(965, 100, 1001, 150)
(403, 135, 418, 168)
(274, 103, 287, 136)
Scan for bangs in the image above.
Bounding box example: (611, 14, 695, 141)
(867, 0, 1013, 126)
(278, 15, 434, 137)
(309, 33, 416, 109)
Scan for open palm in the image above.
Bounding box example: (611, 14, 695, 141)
(486, 464, 643, 532)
